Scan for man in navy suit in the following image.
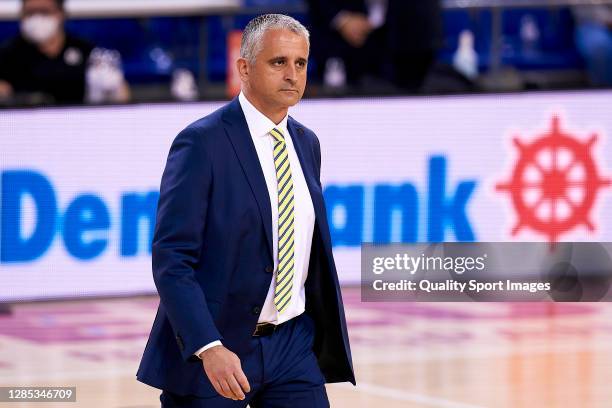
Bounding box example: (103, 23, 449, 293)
(137, 14, 355, 407)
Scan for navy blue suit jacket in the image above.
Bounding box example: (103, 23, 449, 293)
(137, 98, 355, 397)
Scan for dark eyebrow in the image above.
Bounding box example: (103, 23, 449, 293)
(267, 56, 308, 63)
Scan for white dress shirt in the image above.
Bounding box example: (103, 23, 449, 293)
(196, 92, 315, 357)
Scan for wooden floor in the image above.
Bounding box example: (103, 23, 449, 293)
(1, 288, 612, 407)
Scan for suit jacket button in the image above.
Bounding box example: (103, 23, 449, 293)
(265, 266, 273, 273)
(252, 306, 261, 315)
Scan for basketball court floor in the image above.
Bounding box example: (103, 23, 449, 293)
(1, 287, 611, 407)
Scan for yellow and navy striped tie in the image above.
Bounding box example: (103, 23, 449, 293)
(270, 128, 294, 314)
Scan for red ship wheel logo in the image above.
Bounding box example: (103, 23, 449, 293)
(496, 116, 611, 242)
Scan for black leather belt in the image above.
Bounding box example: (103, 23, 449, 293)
(252, 321, 283, 337)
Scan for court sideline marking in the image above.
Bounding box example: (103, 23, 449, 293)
(337, 382, 485, 408)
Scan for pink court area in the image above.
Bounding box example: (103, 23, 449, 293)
(1, 288, 612, 407)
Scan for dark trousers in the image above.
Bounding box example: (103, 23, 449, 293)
(160, 313, 329, 408)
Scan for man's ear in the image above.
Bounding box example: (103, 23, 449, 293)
(236, 58, 249, 83)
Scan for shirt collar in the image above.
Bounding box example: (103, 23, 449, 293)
(238, 91, 289, 138)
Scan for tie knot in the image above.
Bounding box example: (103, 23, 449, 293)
(270, 128, 285, 143)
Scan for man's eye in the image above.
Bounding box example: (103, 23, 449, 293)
(297, 61, 306, 68)
(273, 60, 284, 66)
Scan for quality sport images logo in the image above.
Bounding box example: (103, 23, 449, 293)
(496, 115, 611, 243)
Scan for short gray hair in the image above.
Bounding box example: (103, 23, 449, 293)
(240, 14, 309, 64)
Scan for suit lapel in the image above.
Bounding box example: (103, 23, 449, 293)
(222, 98, 274, 260)
(287, 118, 328, 231)
(220, 102, 330, 262)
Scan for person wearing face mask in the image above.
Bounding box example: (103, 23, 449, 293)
(0, 0, 130, 104)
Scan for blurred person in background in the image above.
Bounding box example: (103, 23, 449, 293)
(306, 0, 442, 92)
(0, 0, 130, 104)
(573, 5, 612, 87)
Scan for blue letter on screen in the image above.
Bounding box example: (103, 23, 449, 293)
(120, 192, 159, 256)
(324, 185, 363, 247)
(373, 184, 418, 243)
(427, 156, 476, 242)
(1, 170, 57, 263)
(62, 194, 110, 260)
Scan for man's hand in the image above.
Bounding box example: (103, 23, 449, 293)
(336, 12, 373, 47)
(199, 345, 251, 400)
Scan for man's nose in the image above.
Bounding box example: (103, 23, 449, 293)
(284, 64, 297, 84)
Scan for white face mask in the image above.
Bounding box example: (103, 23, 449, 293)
(20, 14, 61, 45)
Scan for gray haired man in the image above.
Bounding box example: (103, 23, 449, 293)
(137, 14, 355, 407)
